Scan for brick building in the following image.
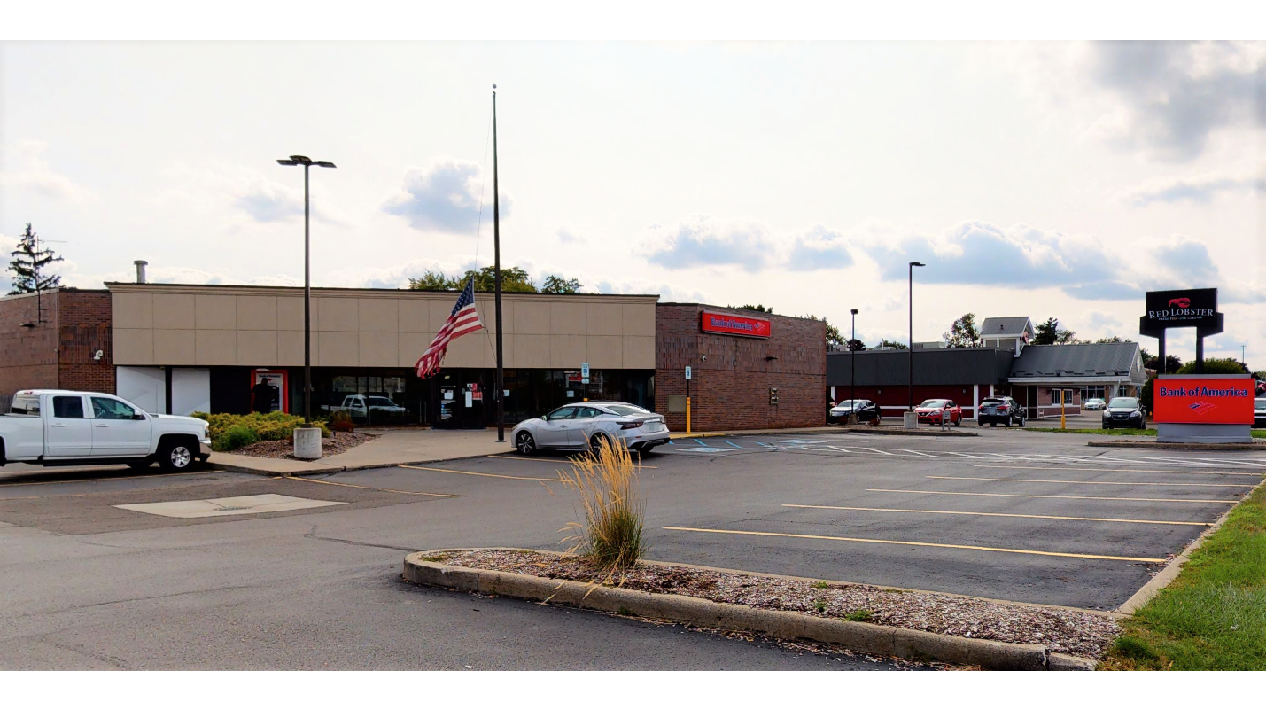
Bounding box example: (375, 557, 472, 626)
(0, 289, 114, 405)
(655, 303, 827, 431)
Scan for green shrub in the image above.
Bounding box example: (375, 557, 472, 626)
(328, 410, 354, 433)
(195, 411, 330, 450)
(217, 424, 259, 451)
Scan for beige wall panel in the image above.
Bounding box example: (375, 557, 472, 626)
(194, 295, 237, 331)
(442, 331, 491, 368)
(514, 301, 551, 334)
(153, 329, 196, 364)
(114, 328, 154, 364)
(195, 330, 237, 366)
(550, 302, 585, 335)
(238, 331, 279, 366)
(550, 334, 587, 367)
(317, 298, 359, 332)
(429, 299, 459, 331)
(359, 331, 399, 368)
(237, 296, 278, 331)
(623, 335, 656, 369)
(622, 303, 656, 337)
(359, 298, 399, 333)
(398, 332, 430, 369)
(586, 303, 624, 336)
(512, 334, 551, 368)
(277, 330, 315, 366)
(398, 300, 431, 334)
(585, 335, 623, 369)
(277, 297, 307, 331)
(113, 293, 154, 330)
(153, 294, 195, 330)
(317, 331, 359, 366)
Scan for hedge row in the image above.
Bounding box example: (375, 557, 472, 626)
(190, 411, 332, 451)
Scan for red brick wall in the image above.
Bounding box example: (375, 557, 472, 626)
(656, 304, 826, 431)
(57, 291, 114, 393)
(0, 292, 60, 396)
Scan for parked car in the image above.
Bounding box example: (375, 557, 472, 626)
(1253, 398, 1265, 427)
(915, 399, 962, 426)
(0, 389, 211, 471)
(829, 399, 881, 424)
(1102, 396, 1145, 429)
(512, 402, 670, 456)
(321, 394, 408, 421)
(977, 396, 1025, 427)
(1083, 398, 1106, 410)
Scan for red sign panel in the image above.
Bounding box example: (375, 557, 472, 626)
(701, 311, 771, 339)
(1152, 377, 1254, 425)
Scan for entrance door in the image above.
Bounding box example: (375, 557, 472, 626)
(89, 396, 153, 457)
(46, 394, 93, 458)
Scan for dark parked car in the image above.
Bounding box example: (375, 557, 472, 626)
(1102, 396, 1145, 429)
(829, 399, 881, 424)
(977, 396, 1025, 427)
(1254, 398, 1265, 428)
(915, 399, 962, 426)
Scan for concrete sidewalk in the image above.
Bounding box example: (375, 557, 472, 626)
(210, 428, 514, 475)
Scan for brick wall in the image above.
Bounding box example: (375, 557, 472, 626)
(0, 292, 61, 395)
(57, 291, 114, 393)
(656, 304, 826, 431)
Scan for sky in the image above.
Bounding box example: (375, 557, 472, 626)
(2, 40, 1263, 365)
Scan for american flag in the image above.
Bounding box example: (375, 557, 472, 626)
(415, 278, 485, 378)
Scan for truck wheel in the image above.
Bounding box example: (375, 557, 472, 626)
(159, 439, 197, 472)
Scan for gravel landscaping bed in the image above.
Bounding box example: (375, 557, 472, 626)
(435, 549, 1119, 659)
(227, 432, 376, 459)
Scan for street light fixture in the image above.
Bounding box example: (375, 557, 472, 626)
(908, 261, 925, 413)
(276, 154, 336, 429)
(849, 308, 859, 424)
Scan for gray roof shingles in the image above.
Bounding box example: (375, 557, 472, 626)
(1010, 342, 1139, 378)
(980, 316, 1032, 337)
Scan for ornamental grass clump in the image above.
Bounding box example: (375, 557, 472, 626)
(558, 437, 646, 574)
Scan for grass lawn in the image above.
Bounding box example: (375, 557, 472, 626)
(1100, 482, 1266, 670)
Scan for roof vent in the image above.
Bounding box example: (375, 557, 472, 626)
(134, 260, 148, 284)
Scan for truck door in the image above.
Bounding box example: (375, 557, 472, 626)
(89, 396, 152, 457)
(46, 394, 93, 458)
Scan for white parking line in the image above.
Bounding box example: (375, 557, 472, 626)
(927, 475, 1250, 488)
(867, 488, 1238, 504)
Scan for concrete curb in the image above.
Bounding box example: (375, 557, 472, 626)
(835, 426, 979, 437)
(1088, 440, 1266, 451)
(402, 550, 1095, 671)
(215, 450, 518, 477)
(1117, 479, 1266, 615)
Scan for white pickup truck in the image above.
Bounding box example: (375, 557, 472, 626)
(321, 394, 407, 420)
(0, 389, 212, 472)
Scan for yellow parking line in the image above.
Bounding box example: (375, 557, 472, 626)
(0, 466, 227, 486)
(399, 464, 558, 482)
(929, 475, 1249, 489)
(973, 464, 1263, 476)
(867, 488, 1237, 504)
(781, 503, 1213, 527)
(487, 454, 658, 469)
(281, 475, 454, 498)
(663, 526, 1167, 563)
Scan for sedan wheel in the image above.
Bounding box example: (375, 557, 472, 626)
(516, 432, 536, 455)
(589, 433, 612, 452)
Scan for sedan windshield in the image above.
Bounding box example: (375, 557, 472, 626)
(604, 404, 650, 416)
(918, 400, 948, 408)
(832, 401, 859, 409)
(1108, 398, 1139, 409)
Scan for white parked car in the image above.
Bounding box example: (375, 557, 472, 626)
(512, 402, 670, 456)
(321, 394, 408, 419)
(0, 389, 211, 472)
(1083, 398, 1106, 410)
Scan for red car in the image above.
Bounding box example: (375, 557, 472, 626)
(915, 399, 962, 425)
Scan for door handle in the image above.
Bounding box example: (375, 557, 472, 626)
(50, 423, 67, 428)
(94, 424, 111, 428)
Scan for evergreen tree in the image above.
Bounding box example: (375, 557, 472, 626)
(1033, 317, 1076, 345)
(943, 313, 983, 348)
(8, 223, 63, 295)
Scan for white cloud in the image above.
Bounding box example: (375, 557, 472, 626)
(1119, 169, 1265, 206)
(643, 216, 856, 272)
(381, 158, 509, 233)
(0, 140, 98, 202)
(155, 163, 350, 227)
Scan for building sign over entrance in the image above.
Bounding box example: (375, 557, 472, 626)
(1152, 377, 1254, 425)
(701, 311, 771, 339)
(1143, 288, 1219, 328)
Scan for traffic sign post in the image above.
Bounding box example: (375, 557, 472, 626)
(581, 363, 589, 401)
(685, 366, 692, 434)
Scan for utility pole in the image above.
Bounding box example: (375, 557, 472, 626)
(908, 261, 925, 413)
(493, 84, 505, 442)
(850, 308, 858, 424)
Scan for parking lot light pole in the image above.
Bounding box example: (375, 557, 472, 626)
(276, 155, 336, 426)
(908, 261, 925, 413)
(850, 308, 858, 424)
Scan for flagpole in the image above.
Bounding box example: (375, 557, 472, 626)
(493, 84, 505, 443)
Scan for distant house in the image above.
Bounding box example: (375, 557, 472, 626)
(979, 316, 1033, 356)
(1008, 342, 1146, 417)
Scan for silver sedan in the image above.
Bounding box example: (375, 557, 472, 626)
(511, 402, 670, 456)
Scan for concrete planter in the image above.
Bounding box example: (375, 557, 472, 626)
(293, 427, 323, 460)
(903, 411, 918, 429)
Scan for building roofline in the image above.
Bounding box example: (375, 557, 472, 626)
(105, 282, 660, 300)
(656, 302, 824, 323)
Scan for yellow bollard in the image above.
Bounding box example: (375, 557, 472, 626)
(686, 396, 691, 434)
(1060, 390, 1066, 430)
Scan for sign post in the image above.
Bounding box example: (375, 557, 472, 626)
(685, 366, 692, 435)
(1060, 389, 1066, 430)
(581, 363, 589, 402)
(1140, 288, 1222, 375)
